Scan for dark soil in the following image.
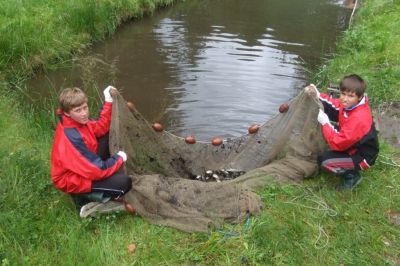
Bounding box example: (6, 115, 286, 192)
(375, 102, 400, 149)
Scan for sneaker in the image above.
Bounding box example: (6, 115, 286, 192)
(336, 171, 363, 191)
(79, 201, 125, 218)
(80, 202, 102, 218)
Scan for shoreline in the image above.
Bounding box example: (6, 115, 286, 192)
(1, 0, 399, 264)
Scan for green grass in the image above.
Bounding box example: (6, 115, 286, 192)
(313, 0, 400, 106)
(1, 0, 400, 265)
(0, 97, 398, 264)
(0, 0, 174, 81)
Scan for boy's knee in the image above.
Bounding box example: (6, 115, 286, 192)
(317, 154, 323, 167)
(122, 175, 132, 192)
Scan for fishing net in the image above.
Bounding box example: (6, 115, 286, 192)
(109, 89, 326, 232)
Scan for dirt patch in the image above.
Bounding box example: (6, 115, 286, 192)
(386, 210, 400, 226)
(375, 102, 400, 148)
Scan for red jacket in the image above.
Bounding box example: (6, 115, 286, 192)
(319, 93, 379, 168)
(51, 102, 124, 193)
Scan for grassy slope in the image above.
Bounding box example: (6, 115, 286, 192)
(313, 0, 400, 105)
(0, 0, 174, 81)
(0, 0, 399, 265)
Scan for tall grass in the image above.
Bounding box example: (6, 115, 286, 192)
(0, 0, 174, 82)
(0, 0, 400, 265)
(312, 0, 400, 105)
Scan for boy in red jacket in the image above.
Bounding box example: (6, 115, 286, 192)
(305, 74, 379, 191)
(51, 86, 132, 215)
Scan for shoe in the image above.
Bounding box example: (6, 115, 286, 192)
(80, 202, 102, 218)
(79, 201, 125, 218)
(72, 192, 111, 209)
(336, 170, 363, 191)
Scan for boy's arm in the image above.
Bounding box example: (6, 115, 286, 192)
(319, 93, 340, 122)
(320, 114, 370, 151)
(92, 86, 116, 137)
(92, 102, 112, 137)
(62, 128, 125, 180)
(304, 84, 339, 121)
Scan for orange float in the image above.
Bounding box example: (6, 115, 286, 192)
(127, 101, 136, 111)
(279, 103, 289, 113)
(248, 124, 260, 134)
(124, 202, 136, 214)
(152, 122, 164, 132)
(211, 138, 223, 146)
(185, 135, 196, 144)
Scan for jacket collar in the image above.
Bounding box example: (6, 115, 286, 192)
(344, 96, 367, 111)
(57, 108, 86, 128)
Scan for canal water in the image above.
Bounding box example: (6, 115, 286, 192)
(28, 0, 351, 140)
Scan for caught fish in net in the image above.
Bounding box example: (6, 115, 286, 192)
(109, 89, 326, 232)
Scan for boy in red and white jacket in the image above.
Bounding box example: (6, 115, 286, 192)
(306, 74, 379, 191)
(51, 86, 132, 214)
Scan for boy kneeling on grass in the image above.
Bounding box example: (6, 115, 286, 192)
(51, 86, 134, 217)
(305, 74, 379, 191)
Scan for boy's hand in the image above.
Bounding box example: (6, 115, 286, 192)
(304, 84, 320, 98)
(104, 86, 116, 102)
(117, 151, 127, 162)
(317, 109, 329, 125)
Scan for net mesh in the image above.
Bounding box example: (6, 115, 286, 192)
(109, 89, 326, 232)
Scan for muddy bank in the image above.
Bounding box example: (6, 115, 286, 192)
(375, 102, 400, 148)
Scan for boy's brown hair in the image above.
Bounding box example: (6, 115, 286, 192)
(339, 74, 366, 98)
(58, 87, 88, 113)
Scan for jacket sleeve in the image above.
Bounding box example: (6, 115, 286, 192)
(321, 114, 369, 151)
(61, 128, 124, 180)
(92, 102, 112, 138)
(319, 93, 340, 122)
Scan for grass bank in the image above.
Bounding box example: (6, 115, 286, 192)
(313, 0, 400, 104)
(0, 0, 174, 82)
(1, 0, 399, 265)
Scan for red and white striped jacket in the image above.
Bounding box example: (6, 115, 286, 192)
(319, 93, 379, 169)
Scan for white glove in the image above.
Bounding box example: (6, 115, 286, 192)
(304, 84, 320, 98)
(117, 151, 127, 162)
(317, 109, 330, 125)
(103, 85, 116, 103)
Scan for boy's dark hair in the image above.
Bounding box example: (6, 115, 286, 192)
(58, 87, 88, 113)
(339, 74, 366, 98)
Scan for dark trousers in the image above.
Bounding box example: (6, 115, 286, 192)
(91, 170, 132, 199)
(317, 151, 356, 175)
(72, 133, 132, 207)
(93, 133, 132, 197)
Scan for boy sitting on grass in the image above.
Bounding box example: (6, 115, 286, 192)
(305, 74, 379, 191)
(51, 86, 133, 216)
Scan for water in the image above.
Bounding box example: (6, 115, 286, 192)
(28, 0, 350, 140)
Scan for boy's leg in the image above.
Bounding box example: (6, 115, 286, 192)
(71, 194, 91, 209)
(318, 151, 362, 191)
(96, 133, 133, 198)
(91, 171, 132, 200)
(71, 191, 110, 209)
(78, 172, 133, 218)
(77, 134, 134, 217)
(318, 150, 355, 175)
(336, 170, 363, 191)
(97, 133, 110, 160)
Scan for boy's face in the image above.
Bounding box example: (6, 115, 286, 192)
(65, 102, 89, 124)
(340, 90, 362, 109)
